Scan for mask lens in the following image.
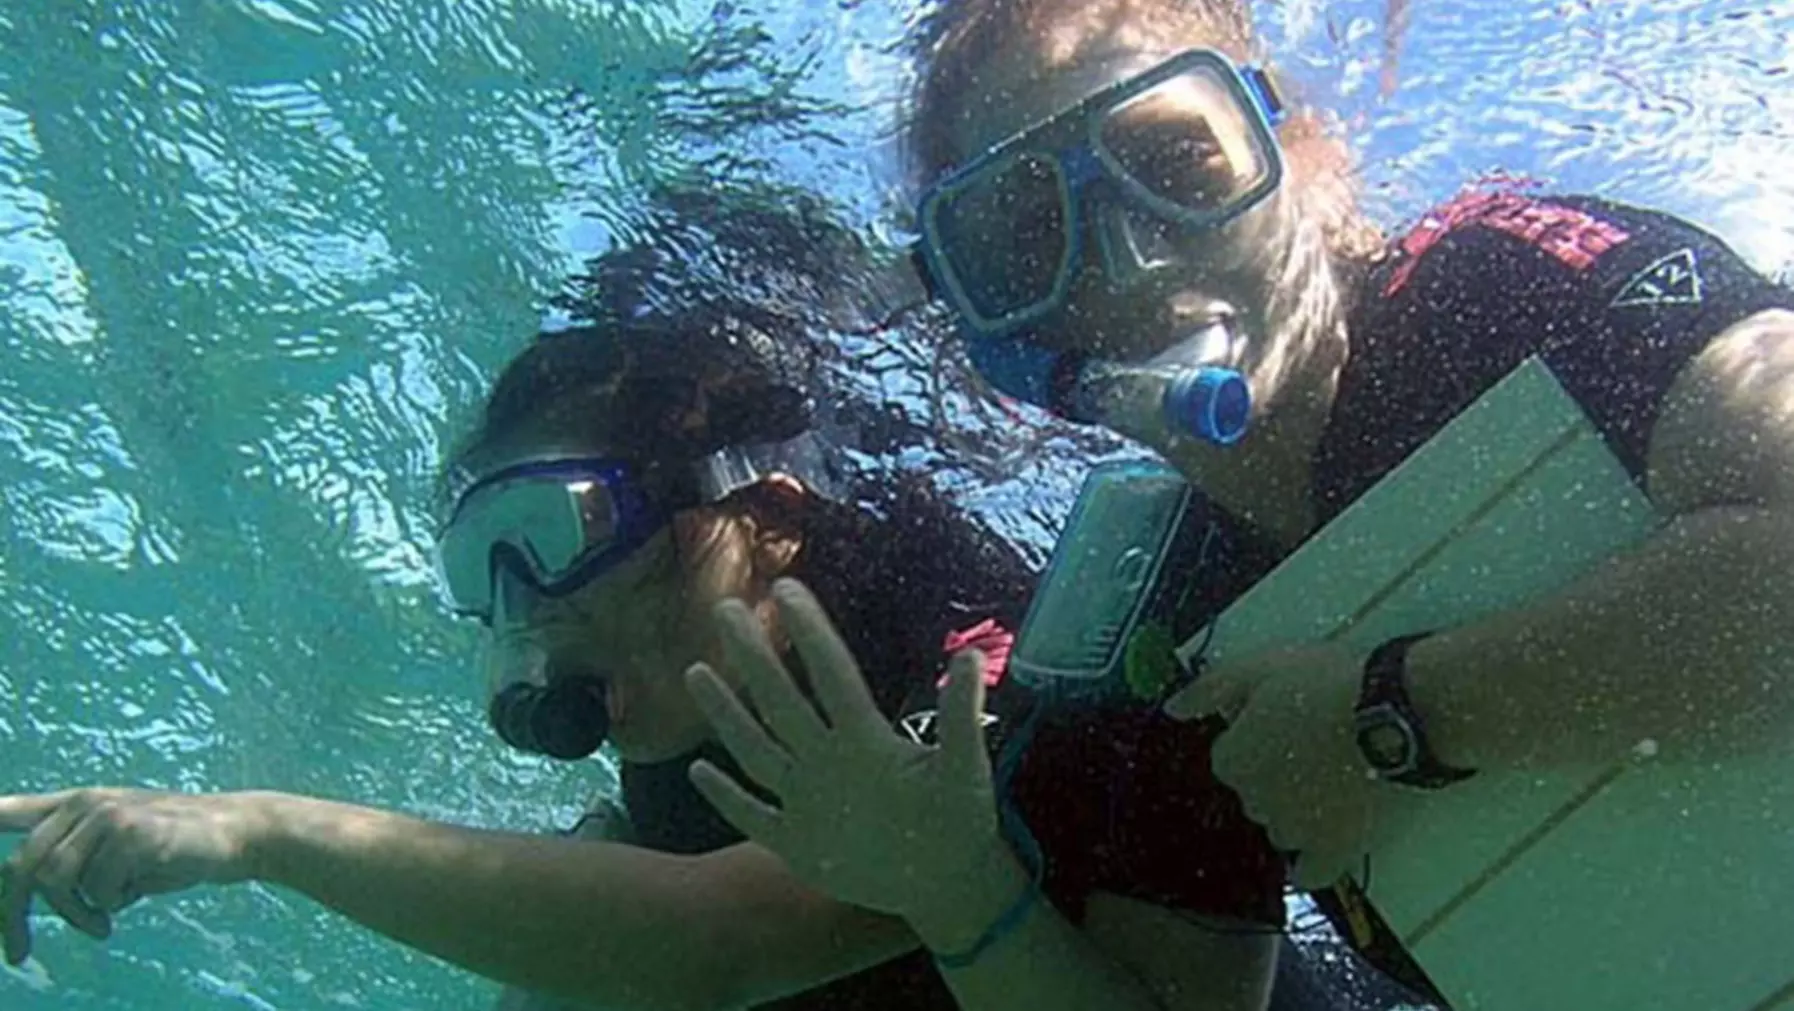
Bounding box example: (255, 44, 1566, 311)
(929, 151, 1072, 325)
(1097, 65, 1273, 218)
(438, 470, 625, 618)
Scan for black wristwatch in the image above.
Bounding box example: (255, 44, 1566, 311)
(1353, 634, 1476, 789)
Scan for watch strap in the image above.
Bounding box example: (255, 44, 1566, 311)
(1356, 633, 1476, 789)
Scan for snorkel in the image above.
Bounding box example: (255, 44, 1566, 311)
(482, 565, 614, 761)
(914, 48, 1287, 452)
(964, 324, 1252, 448)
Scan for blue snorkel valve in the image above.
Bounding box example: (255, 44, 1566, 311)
(1160, 365, 1251, 446)
(1057, 323, 1252, 448)
(1074, 358, 1249, 447)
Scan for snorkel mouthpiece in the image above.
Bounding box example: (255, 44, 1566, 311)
(488, 675, 611, 761)
(483, 572, 612, 761)
(1065, 323, 1251, 447)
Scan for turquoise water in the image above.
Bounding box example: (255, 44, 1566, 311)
(0, 1, 1788, 1009)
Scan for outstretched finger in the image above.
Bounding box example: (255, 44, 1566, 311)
(936, 649, 994, 782)
(0, 863, 29, 967)
(0, 793, 75, 835)
(773, 580, 882, 733)
(713, 599, 827, 751)
(2, 803, 81, 965)
(688, 759, 783, 846)
(685, 663, 795, 794)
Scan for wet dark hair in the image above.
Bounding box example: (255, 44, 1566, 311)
(446, 189, 852, 490)
(444, 189, 1038, 708)
(466, 310, 816, 468)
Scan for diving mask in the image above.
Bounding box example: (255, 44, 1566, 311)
(436, 431, 844, 759)
(914, 47, 1286, 340)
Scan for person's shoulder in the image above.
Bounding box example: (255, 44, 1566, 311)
(1365, 186, 1792, 328)
(1379, 187, 1756, 287)
(1387, 187, 1712, 244)
(1336, 186, 1792, 500)
(1374, 186, 1621, 295)
(1536, 193, 1715, 235)
(1538, 193, 1768, 266)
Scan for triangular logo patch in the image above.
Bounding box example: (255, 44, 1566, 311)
(1611, 248, 1703, 308)
(898, 709, 999, 745)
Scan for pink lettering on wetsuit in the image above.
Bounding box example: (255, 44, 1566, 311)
(1384, 189, 1631, 297)
(938, 618, 1014, 688)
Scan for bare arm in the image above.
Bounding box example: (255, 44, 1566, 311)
(247, 792, 916, 1011)
(490, 799, 631, 1011)
(906, 840, 1274, 1011)
(1409, 310, 1794, 768)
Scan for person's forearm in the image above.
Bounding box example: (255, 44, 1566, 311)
(905, 841, 1167, 1011)
(1409, 505, 1794, 768)
(246, 792, 730, 1011)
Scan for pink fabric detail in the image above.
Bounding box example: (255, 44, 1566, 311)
(1384, 187, 1631, 297)
(938, 618, 1014, 688)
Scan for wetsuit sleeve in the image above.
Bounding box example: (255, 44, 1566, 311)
(1531, 197, 1794, 482)
(1375, 192, 1794, 485)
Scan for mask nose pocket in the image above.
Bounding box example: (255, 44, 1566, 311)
(1094, 200, 1182, 287)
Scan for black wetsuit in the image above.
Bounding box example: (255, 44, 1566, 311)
(1002, 189, 1794, 1008)
(611, 479, 1344, 1011)
(589, 193, 1794, 1011)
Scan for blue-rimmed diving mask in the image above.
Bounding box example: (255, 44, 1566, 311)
(912, 49, 1284, 439)
(435, 432, 842, 759)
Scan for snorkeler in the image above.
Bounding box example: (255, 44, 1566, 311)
(858, 0, 1794, 1002)
(0, 207, 1300, 1011)
(0, 275, 1012, 1009)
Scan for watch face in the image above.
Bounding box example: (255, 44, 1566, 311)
(1355, 706, 1418, 774)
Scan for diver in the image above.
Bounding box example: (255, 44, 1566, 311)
(867, 0, 1794, 1004)
(0, 216, 1288, 1011)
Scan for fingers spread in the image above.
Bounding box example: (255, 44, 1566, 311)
(773, 580, 880, 733)
(685, 664, 794, 793)
(714, 599, 826, 750)
(688, 759, 783, 845)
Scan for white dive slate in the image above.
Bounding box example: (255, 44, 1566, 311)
(1184, 357, 1792, 1011)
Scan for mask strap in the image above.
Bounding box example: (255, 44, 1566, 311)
(692, 429, 849, 505)
(1241, 65, 1287, 127)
